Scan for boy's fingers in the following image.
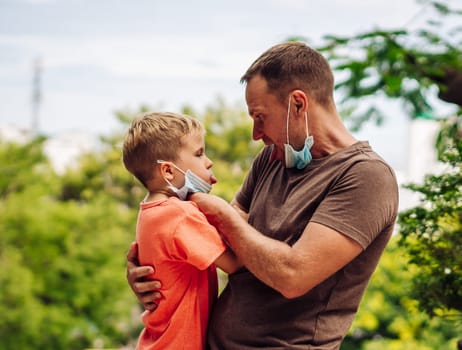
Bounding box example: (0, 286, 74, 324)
(133, 280, 161, 294)
(126, 241, 139, 264)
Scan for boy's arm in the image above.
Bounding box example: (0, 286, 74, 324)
(214, 248, 242, 274)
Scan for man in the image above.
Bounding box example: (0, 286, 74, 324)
(127, 41, 399, 349)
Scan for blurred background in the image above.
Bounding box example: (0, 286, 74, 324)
(1, 0, 461, 349)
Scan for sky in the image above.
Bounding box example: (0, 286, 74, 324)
(0, 0, 451, 175)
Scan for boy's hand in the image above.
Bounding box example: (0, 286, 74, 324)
(189, 193, 241, 231)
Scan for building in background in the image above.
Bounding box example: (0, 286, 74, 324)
(0, 125, 99, 175)
(399, 114, 446, 211)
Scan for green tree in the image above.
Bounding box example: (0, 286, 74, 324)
(398, 116, 462, 316)
(0, 136, 140, 349)
(315, 0, 461, 131)
(342, 238, 461, 350)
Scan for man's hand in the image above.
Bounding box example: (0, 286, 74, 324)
(126, 242, 162, 311)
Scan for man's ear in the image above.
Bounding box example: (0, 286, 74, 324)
(292, 89, 308, 114)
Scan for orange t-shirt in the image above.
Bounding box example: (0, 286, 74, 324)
(135, 197, 227, 350)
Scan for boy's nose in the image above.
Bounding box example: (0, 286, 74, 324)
(206, 156, 213, 168)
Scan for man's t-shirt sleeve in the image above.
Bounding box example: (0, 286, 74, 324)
(311, 160, 398, 248)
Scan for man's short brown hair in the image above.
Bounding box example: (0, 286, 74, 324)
(241, 41, 335, 108)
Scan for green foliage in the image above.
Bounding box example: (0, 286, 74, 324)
(317, 0, 462, 131)
(342, 238, 461, 350)
(0, 136, 55, 197)
(0, 138, 140, 349)
(398, 117, 462, 316)
(59, 130, 145, 209)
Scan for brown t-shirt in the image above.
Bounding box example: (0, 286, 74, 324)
(207, 141, 399, 350)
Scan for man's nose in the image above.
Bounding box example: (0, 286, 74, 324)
(252, 124, 263, 141)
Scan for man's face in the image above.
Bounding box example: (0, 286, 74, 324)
(245, 75, 287, 162)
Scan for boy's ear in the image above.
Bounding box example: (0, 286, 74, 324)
(159, 162, 174, 180)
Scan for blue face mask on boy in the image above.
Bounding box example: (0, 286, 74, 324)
(283, 96, 314, 169)
(157, 160, 212, 200)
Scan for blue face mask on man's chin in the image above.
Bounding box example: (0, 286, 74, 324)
(283, 96, 314, 169)
(157, 160, 212, 200)
(284, 135, 314, 169)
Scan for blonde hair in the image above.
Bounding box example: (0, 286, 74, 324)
(122, 111, 204, 188)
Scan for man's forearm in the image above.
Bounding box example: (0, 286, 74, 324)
(213, 208, 304, 298)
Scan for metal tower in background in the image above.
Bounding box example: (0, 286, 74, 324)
(31, 57, 42, 135)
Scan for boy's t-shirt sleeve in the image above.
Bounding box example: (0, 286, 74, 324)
(171, 201, 228, 270)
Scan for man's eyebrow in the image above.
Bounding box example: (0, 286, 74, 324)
(248, 108, 258, 116)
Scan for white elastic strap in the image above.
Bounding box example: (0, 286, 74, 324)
(304, 112, 309, 137)
(286, 97, 309, 143)
(286, 97, 291, 144)
(157, 160, 186, 175)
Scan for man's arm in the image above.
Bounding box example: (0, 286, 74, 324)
(230, 197, 249, 222)
(189, 193, 363, 299)
(126, 242, 162, 311)
(214, 249, 242, 274)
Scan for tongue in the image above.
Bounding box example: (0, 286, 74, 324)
(210, 175, 218, 184)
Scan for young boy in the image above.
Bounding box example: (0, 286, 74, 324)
(122, 111, 241, 350)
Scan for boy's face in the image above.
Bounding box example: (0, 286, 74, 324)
(175, 130, 216, 186)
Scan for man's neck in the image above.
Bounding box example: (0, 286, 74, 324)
(310, 108, 357, 159)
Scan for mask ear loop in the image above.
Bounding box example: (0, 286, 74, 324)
(304, 111, 309, 138)
(286, 97, 291, 144)
(156, 160, 188, 198)
(287, 96, 310, 142)
(157, 160, 186, 175)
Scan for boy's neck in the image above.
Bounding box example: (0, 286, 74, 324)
(144, 190, 172, 203)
